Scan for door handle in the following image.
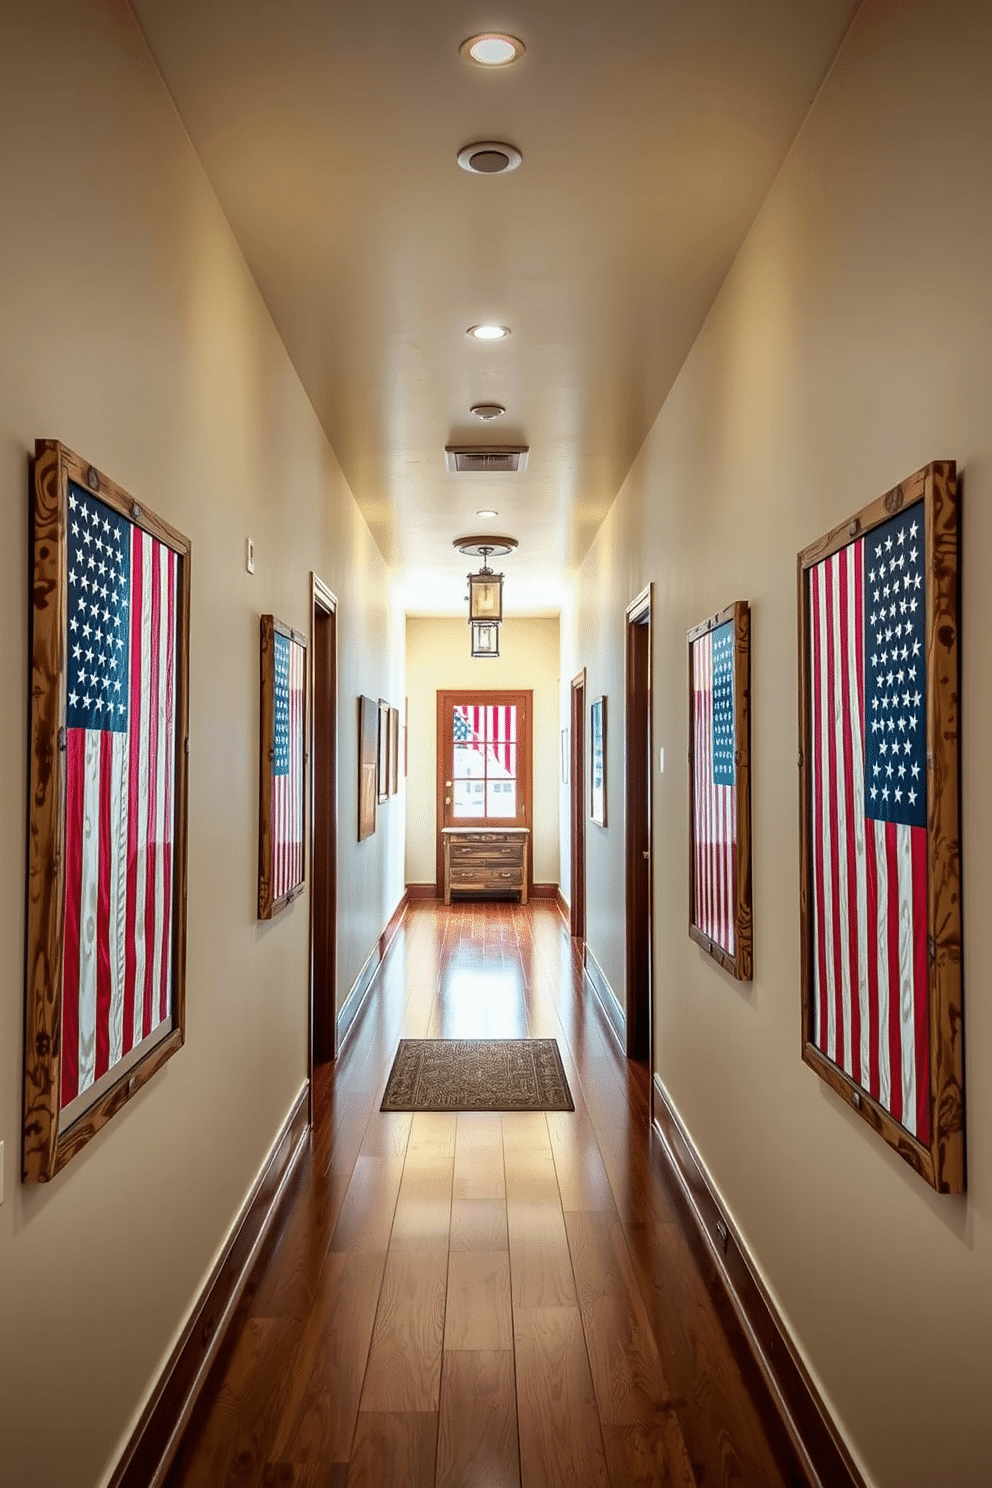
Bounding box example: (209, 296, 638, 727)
(446, 797, 451, 805)
(642, 850, 650, 860)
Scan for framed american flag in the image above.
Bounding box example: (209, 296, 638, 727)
(258, 615, 307, 919)
(687, 601, 752, 980)
(797, 461, 963, 1192)
(23, 441, 191, 1182)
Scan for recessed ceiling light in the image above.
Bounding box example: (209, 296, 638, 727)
(457, 141, 522, 175)
(468, 324, 510, 341)
(471, 403, 506, 420)
(476, 509, 499, 517)
(460, 33, 525, 67)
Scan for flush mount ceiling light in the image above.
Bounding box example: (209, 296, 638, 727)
(459, 33, 525, 67)
(457, 141, 522, 175)
(476, 508, 499, 517)
(471, 403, 506, 420)
(467, 323, 510, 341)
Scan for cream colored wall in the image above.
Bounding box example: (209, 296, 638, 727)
(405, 616, 560, 886)
(570, 2, 992, 1484)
(0, 5, 403, 1487)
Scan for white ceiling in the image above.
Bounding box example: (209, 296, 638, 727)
(131, 0, 860, 615)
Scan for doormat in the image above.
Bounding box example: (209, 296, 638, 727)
(381, 1039, 574, 1112)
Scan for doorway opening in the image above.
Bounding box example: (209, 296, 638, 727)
(310, 575, 337, 1069)
(625, 586, 652, 1061)
(569, 670, 586, 942)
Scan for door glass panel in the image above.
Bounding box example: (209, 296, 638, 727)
(453, 743, 485, 777)
(485, 704, 517, 746)
(453, 779, 485, 818)
(486, 780, 517, 817)
(486, 741, 516, 781)
(453, 706, 484, 747)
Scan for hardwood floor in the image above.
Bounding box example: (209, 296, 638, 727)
(165, 902, 793, 1488)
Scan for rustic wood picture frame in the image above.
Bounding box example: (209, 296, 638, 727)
(687, 601, 752, 980)
(23, 440, 191, 1183)
(389, 705, 400, 794)
(797, 460, 963, 1192)
(590, 695, 607, 827)
(258, 615, 307, 920)
(358, 695, 378, 841)
(377, 698, 390, 804)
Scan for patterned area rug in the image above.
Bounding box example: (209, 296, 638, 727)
(381, 1038, 574, 1112)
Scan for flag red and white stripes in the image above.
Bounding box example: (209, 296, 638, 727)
(61, 516, 177, 1109)
(808, 528, 930, 1143)
(692, 632, 736, 956)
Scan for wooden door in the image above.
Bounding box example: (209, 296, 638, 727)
(436, 690, 532, 890)
(625, 587, 653, 1061)
(570, 671, 586, 941)
(310, 575, 337, 1065)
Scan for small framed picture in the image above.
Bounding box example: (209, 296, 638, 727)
(377, 698, 390, 804)
(358, 695, 378, 841)
(258, 615, 307, 919)
(590, 696, 607, 826)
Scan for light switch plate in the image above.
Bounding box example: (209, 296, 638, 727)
(246, 537, 255, 574)
(658, 746, 665, 774)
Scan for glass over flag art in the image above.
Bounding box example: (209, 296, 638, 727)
(23, 442, 190, 1182)
(258, 615, 307, 919)
(798, 462, 963, 1192)
(687, 602, 752, 981)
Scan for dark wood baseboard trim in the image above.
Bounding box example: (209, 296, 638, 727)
(530, 882, 559, 899)
(338, 892, 408, 1052)
(405, 883, 439, 900)
(583, 943, 625, 1051)
(109, 1085, 310, 1488)
(651, 1076, 868, 1488)
(378, 892, 407, 959)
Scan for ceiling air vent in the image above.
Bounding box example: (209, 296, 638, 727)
(445, 446, 529, 474)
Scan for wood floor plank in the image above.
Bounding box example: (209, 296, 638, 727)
(453, 1113, 505, 1200)
(506, 1200, 577, 1308)
(546, 1110, 620, 1216)
(262, 1460, 349, 1487)
(436, 1350, 520, 1488)
(328, 1154, 406, 1253)
(168, 1316, 299, 1488)
(388, 1155, 453, 1250)
(600, 1422, 696, 1488)
(444, 1251, 513, 1351)
(268, 1250, 386, 1464)
(513, 1307, 609, 1488)
(360, 1250, 448, 1413)
(346, 1411, 437, 1488)
(449, 1197, 508, 1252)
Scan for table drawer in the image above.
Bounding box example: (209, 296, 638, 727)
(449, 846, 522, 868)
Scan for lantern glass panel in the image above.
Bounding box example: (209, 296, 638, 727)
(471, 619, 500, 657)
(469, 572, 503, 621)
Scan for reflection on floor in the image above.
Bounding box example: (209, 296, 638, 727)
(166, 900, 792, 1488)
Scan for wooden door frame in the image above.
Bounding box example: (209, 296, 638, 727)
(569, 670, 586, 941)
(625, 585, 653, 1061)
(309, 574, 338, 1078)
(435, 689, 533, 894)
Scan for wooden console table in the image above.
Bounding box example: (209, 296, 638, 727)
(442, 826, 530, 905)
